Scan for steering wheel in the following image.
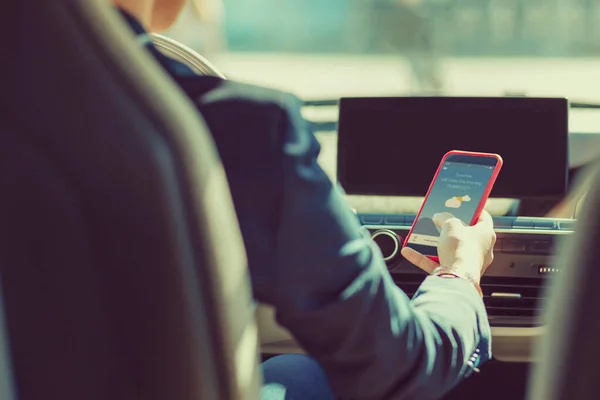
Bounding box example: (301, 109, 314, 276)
(149, 33, 226, 78)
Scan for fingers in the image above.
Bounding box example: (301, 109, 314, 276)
(401, 247, 439, 274)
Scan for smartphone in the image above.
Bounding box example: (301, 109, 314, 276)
(403, 150, 503, 262)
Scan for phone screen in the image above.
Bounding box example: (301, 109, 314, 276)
(405, 155, 498, 257)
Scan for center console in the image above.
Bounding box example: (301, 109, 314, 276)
(336, 96, 572, 332)
(361, 213, 575, 327)
(258, 95, 573, 361)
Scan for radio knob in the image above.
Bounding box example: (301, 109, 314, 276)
(371, 229, 401, 261)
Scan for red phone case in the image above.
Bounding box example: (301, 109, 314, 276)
(402, 150, 503, 263)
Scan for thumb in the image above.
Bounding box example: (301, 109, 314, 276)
(401, 247, 439, 274)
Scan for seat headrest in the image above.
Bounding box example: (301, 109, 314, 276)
(0, 1, 260, 399)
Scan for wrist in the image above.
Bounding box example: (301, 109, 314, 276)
(432, 266, 483, 297)
(443, 251, 483, 282)
(446, 263, 481, 285)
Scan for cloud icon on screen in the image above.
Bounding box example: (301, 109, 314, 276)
(445, 195, 471, 209)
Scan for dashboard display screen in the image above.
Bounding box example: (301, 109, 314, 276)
(337, 97, 568, 198)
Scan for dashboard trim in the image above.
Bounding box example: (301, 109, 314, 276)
(364, 225, 575, 234)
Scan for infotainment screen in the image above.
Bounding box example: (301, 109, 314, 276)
(337, 97, 568, 199)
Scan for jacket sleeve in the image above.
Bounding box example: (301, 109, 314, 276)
(195, 82, 491, 400)
(268, 93, 492, 400)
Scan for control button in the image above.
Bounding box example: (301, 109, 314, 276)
(405, 215, 416, 225)
(361, 214, 384, 225)
(558, 220, 576, 231)
(493, 217, 513, 228)
(384, 215, 406, 225)
(371, 229, 401, 261)
(534, 220, 556, 230)
(513, 219, 534, 229)
(502, 239, 527, 253)
(527, 239, 553, 254)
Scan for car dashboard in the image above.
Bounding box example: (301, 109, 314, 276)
(257, 96, 593, 367)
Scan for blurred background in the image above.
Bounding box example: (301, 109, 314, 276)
(165, 0, 600, 100)
(163, 0, 600, 215)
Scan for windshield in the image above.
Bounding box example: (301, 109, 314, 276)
(164, 0, 598, 216)
(167, 0, 600, 100)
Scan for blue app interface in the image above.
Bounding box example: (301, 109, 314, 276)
(407, 161, 494, 253)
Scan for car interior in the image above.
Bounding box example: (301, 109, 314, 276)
(2, 0, 600, 399)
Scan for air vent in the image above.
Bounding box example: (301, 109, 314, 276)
(392, 274, 547, 327)
(393, 273, 423, 294)
(481, 276, 546, 326)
